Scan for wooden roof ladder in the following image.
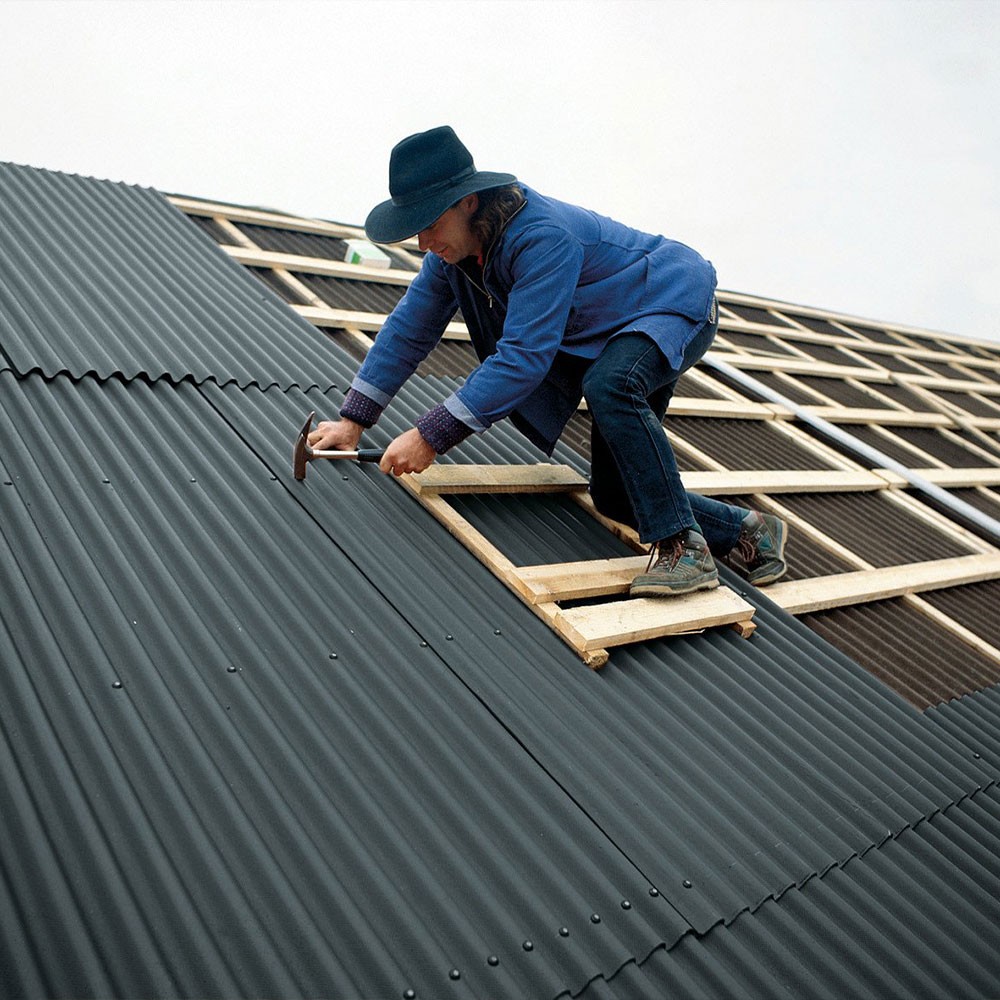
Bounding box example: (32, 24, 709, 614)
(401, 464, 756, 668)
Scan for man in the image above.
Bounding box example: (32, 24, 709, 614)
(310, 126, 787, 596)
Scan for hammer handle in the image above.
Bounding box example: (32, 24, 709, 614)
(356, 449, 384, 463)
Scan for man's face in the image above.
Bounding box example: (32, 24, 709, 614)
(417, 194, 480, 264)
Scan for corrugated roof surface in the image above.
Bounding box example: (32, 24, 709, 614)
(667, 416, 840, 470)
(776, 491, 976, 567)
(799, 598, 1000, 708)
(0, 162, 334, 389)
(4, 163, 1000, 999)
(573, 781, 1000, 999)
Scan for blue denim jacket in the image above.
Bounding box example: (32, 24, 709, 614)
(350, 185, 717, 453)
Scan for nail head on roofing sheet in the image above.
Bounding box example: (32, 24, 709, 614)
(291, 410, 385, 480)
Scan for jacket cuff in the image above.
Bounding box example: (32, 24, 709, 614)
(416, 404, 474, 454)
(339, 388, 384, 428)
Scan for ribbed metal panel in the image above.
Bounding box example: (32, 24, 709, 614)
(720, 304, 793, 327)
(188, 213, 239, 245)
(945, 487, 1000, 519)
(799, 598, 1000, 708)
(853, 349, 928, 374)
(711, 496, 859, 581)
(571, 783, 1000, 999)
(665, 416, 840, 471)
(676, 370, 727, 399)
(913, 357, 982, 381)
(835, 322, 908, 345)
(0, 162, 334, 389)
(715, 330, 800, 355)
(236, 222, 350, 258)
(779, 313, 846, 337)
(972, 364, 1000, 384)
(925, 684, 1000, 762)
(786, 339, 874, 368)
(777, 491, 975, 567)
(416, 340, 479, 379)
(247, 265, 310, 304)
(868, 378, 942, 409)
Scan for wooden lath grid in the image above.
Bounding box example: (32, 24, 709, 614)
(401, 464, 756, 668)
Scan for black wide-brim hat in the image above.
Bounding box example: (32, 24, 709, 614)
(364, 126, 517, 244)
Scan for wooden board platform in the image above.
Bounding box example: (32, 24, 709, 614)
(400, 463, 756, 668)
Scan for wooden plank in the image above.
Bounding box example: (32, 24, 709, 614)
(169, 196, 370, 240)
(708, 351, 889, 382)
(766, 553, 1000, 614)
(407, 464, 588, 495)
(801, 406, 952, 427)
(554, 588, 755, 651)
(223, 244, 415, 286)
(898, 374, 1000, 396)
(680, 469, 889, 495)
(666, 397, 776, 419)
(514, 556, 650, 604)
(294, 304, 469, 340)
(904, 467, 1000, 488)
(396, 483, 519, 582)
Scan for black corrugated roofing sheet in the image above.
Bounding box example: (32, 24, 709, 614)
(0, 373, 678, 999)
(573, 781, 1000, 999)
(0, 162, 334, 389)
(4, 369, 997, 996)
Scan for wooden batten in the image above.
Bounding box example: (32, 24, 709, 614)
(906, 467, 1000, 488)
(293, 304, 470, 339)
(223, 244, 416, 287)
(801, 406, 952, 427)
(681, 469, 889, 495)
(407, 464, 588, 496)
(766, 553, 1000, 614)
(514, 556, 650, 604)
(553, 589, 756, 652)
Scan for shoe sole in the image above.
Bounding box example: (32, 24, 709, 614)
(629, 575, 720, 598)
(748, 515, 788, 586)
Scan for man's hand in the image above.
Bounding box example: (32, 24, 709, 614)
(308, 418, 363, 452)
(380, 428, 436, 476)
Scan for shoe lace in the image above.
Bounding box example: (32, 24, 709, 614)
(734, 533, 758, 568)
(647, 535, 684, 572)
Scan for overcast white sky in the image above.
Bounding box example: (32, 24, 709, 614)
(4, 0, 999, 343)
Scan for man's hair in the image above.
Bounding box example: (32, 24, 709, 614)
(470, 184, 526, 252)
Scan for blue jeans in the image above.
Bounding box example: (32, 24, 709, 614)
(582, 319, 746, 553)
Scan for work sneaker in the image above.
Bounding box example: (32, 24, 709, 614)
(629, 528, 720, 598)
(725, 510, 788, 586)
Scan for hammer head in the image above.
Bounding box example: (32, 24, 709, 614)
(292, 410, 316, 480)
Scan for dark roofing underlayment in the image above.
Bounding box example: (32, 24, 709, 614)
(2, 163, 1000, 999)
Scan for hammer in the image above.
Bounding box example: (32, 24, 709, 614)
(292, 411, 384, 480)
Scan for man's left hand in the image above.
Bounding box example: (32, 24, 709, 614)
(380, 428, 437, 476)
